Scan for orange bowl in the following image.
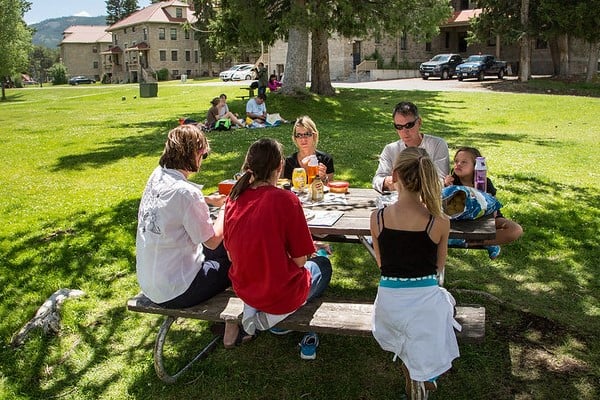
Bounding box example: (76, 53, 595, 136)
(218, 179, 236, 195)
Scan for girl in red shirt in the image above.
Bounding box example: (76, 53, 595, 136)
(223, 138, 332, 359)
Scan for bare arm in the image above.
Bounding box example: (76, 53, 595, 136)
(203, 207, 224, 250)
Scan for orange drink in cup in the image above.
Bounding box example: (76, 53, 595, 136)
(303, 155, 319, 184)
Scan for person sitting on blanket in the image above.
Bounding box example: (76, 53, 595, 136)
(206, 97, 244, 129)
(245, 93, 268, 127)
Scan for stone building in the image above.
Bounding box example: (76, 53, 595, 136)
(59, 26, 112, 80)
(104, 0, 199, 83)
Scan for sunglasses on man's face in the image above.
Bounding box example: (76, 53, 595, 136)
(294, 132, 313, 139)
(393, 119, 418, 130)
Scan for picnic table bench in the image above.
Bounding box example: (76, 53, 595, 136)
(127, 290, 485, 383)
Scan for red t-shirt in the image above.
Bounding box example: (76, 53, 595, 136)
(224, 186, 315, 314)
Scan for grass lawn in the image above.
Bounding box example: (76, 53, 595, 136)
(0, 80, 599, 399)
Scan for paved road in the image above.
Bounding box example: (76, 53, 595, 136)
(202, 76, 519, 92)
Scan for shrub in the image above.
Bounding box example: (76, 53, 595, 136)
(156, 68, 169, 81)
(48, 63, 68, 85)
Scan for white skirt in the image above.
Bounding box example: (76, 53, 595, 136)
(372, 285, 460, 381)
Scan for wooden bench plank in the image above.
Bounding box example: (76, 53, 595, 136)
(128, 292, 485, 342)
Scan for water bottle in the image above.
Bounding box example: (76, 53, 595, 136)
(474, 157, 487, 192)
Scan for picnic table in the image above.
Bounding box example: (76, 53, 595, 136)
(302, 187, 496, 258)
(128, 186, 493, 383)
(237, 85, 255, 101)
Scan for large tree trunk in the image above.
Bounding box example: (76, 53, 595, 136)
(585, 41, 599, 82)
(309, 28, 335, 96)
(519, 0, 531, 82)
(281, 25, 309, 95)
(557, 33, 569, 78)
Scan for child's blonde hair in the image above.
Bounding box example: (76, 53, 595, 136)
(394, 147, 443, 217)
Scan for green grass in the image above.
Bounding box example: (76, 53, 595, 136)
(1, 80, 599, 399)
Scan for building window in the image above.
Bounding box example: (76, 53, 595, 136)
(194, 50, 198, 63)
(114, 34, 118, 45)
(159, 50, 166, 61)
(400, 32, 407, 50)
(159, 28, 165, 40)
(445, 32, 450, 49)
(124, 28, 127, 34)
(170, 28, 177, 40)
(132, 26, 135, 32)
(171, 50, 178, 61)
(487, 36, 495, 46)
(185, 50, 191, 61)
(425, 42, 432, 52)
(93, 61, 99, 69)
(143, 28, 147, 41)
(172, 70, 179, 78)
(460, 0, 470, 10)
(92, 47, 98, 53)
(184, 30, 190, 39)
(176, 8, 182, 18)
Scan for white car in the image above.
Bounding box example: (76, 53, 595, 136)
(231, 64, 257, 81)
(219, 64, 254, 81)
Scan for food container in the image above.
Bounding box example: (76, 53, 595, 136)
(218, 179, 237, 195)
(328, 180, 349, 193)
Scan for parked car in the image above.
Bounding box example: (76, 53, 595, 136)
(69, 76, 96, 85)
(231, 64, 257, 81)
(419, 54, 463, 80)
(219, 64, 254, 81)
(456, 55, 507, 81)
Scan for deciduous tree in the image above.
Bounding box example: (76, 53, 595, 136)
(0, 0, 33, 100)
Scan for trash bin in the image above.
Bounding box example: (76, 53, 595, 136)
(139, 82, 158, 98)
(181, 74, 187, 83)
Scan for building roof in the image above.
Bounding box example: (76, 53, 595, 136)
(60, 25, 112, 44)
(107, 0, 197, 31)
(441, 8, 482, 28)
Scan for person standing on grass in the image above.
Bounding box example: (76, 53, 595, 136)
(136, 124, 231, 309)
(223, 138, 332, 359)
(373, 101, 449, 192)
(255, 62, 268, 96)
(370, 147, 459, 399)
(444, 146, 523, 259)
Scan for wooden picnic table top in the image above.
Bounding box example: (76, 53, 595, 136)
(302, 187, 496, 241)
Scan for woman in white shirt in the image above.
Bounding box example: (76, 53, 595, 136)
(136, 124, 230, 308)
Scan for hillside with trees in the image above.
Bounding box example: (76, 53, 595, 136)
(30, 16, 107, 48)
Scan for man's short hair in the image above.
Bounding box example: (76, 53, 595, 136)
(393, 101, 419, 119)
(257, 93, 267, 101)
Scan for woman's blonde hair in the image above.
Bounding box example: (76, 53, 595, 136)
(159, 124, 209, 172)
(393, 147, 443, 217)
(292, 115, 319, 147)
(229, 138, 284, 201)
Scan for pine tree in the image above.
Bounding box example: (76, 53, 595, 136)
(106, 0, 139, 26)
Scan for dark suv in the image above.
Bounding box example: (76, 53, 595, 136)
(419, 54, 463, 80)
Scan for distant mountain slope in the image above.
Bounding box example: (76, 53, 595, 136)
(30, 16, 108, 48)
